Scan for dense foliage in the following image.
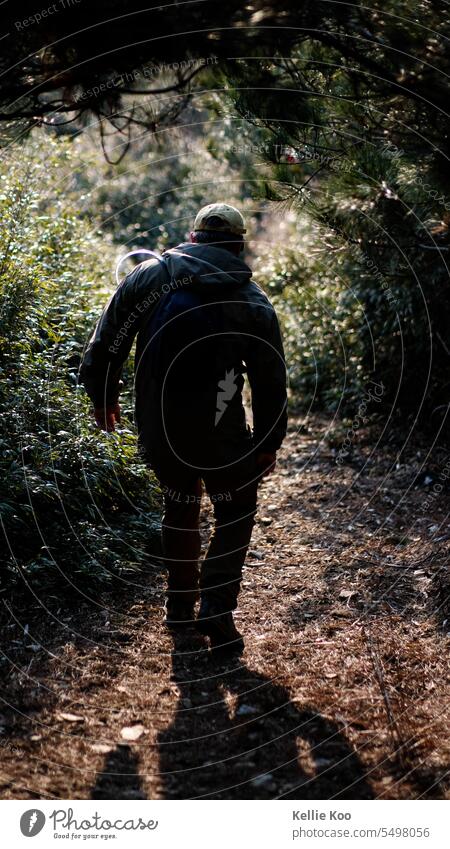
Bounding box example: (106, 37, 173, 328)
(71, 123, 257, 252)
(0, 137, 161, 594)
(220, 5, 450, 424)
(254, 225, 364, 414)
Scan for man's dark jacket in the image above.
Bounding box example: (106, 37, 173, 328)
(80, 242, 287, 468)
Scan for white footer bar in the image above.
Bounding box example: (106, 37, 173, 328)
(1, 799, 448, 848)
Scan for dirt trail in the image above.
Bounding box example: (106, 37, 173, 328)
(1, 418, 449, 800)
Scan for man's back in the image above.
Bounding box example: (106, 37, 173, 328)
(134, 242, 287, 469)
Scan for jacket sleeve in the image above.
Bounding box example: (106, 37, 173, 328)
(245, 307, 288, 453)
(79, 260, 165, 407)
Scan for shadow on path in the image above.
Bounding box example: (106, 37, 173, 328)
(91, 745, 147, 800)
(157, 631, 373, 799)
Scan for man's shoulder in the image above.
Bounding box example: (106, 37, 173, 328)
(239, 279, 276, 309)
(122, 256, 168, 294)
(128, 256, 165, 280)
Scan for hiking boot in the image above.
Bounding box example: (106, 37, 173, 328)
(163, 597, 197, 628)
(196, 599, 244, 653)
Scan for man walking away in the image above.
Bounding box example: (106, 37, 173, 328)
(80, 203, 287, 653)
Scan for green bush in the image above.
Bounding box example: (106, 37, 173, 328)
(254, 216, 365, 414)
(0, 135, 161, 595)
(69, 125, 258, 253)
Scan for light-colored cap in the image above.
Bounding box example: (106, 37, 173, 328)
(193, 202, 246, 235)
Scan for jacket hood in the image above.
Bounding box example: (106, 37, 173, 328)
(162, 242, 252, 289)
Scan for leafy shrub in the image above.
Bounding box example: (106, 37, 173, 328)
(69, 125, 258, 252)
(0, 135, 160, 595)
(254, 215, 365, 414)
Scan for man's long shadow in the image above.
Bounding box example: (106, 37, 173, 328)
(157, 631, 373, 800)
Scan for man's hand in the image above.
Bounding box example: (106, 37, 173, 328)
(256, 451, 277, 477)
(93, 403, 121, 432)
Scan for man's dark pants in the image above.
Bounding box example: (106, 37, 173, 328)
(153, 449, 259, 613)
